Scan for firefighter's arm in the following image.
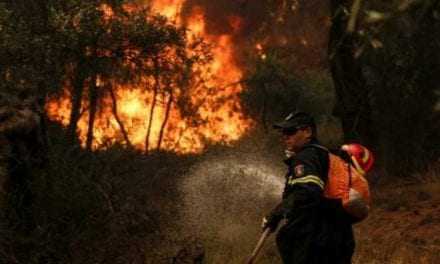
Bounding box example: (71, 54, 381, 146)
(263, 148, 326, 231)
(265, 185, 321, 227)
(263, 181, 322, 231)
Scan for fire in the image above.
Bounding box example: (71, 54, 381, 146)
(46, 1, 253, 154)
(184, 6, 204, 35)
(151, 0, 183, 20)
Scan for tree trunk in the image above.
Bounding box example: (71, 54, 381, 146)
(109, 85, 133, 148)
(67, 62, 87, 144)
(328, 0, 374, 146)
(416, 1, 440, 165)
(145, 58, 160, 154)
(373, 1, 440, 175)
(329, 0, 440, 176)
(145, 91, 157, 154)
(86, 74, 98, 151)
(157, 90, 173, 150)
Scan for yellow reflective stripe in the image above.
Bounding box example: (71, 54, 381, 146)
(288, 175, 324, 189)
(351, 158, 366, 175)
(361, 146, 370, 163)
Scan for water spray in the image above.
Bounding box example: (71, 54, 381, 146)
(178, 150, 284, 262)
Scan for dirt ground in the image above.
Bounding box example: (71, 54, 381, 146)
(353, 178, 440, 264)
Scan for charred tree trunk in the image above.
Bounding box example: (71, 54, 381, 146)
(109, 85, 133, 148)
(157, 90, 173, 150)
(328, 0, 374, 146)
(145, 58, 160, 154)
(86, 74, 98, 151)
(145, 90, 157, 154)
(67, 61, 87, 144)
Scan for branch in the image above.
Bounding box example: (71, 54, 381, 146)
(347, 0, 363, 33)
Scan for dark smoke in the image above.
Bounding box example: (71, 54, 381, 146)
(180, 0, 331, 72)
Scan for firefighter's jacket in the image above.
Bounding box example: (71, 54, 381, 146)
(271, 139, 355, 264)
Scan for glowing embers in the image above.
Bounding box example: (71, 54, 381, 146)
(255, 43, 267, 60)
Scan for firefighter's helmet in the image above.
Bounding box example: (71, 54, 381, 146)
(341, 143, 374, 174)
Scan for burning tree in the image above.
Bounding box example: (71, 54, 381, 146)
(44, 3, 207, 152)
(44, 1, 252, 154)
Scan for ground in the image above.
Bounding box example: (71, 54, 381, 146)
(166, 153, 440, 264)
(353, 177, 440, 264)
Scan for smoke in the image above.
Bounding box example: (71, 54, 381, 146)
(177, 149, 284, 262)
(181, 0, 266, 36)
(179, 0, 331, 71)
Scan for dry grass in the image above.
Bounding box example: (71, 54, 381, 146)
(353, 172, 440, 264)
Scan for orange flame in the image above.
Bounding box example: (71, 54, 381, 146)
(46, 1, 253, 154)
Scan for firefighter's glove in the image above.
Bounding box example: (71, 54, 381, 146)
(262, 213, 282, 233)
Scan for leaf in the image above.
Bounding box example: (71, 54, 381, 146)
(370, 38, 383, 49)
(354, 44, 365, 58)
(364, 10, 388, 23)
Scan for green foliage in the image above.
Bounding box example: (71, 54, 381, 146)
(365, 1, 440, 173)
(0, 1, 213, 262)
(0, 0, 206, 102)
(330, 0, 440, 176)
(242, 48, 336, 135)
(241, 50, 304, 129)
(297, 71, 335, 116)
(0, 0, 213, 151)
(0, 122, 196, 263)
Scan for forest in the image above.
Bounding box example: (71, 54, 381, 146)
(0, 0, 439, 263)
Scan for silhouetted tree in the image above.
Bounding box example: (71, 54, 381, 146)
(329, 0, 440, 176)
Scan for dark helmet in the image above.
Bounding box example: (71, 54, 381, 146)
(273, 112, 316, 131)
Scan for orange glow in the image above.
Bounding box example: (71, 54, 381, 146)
(151, 0, 183, 21)
(100, 4, 114, 20)
(186, 6, 205, 35)
(228, 15, 243, 33)
(46, 1, 253, 154)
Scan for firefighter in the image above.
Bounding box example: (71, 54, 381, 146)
(262, 112, 355, 264)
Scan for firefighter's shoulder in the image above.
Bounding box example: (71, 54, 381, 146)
(295, 144, 327, 169)
(291, 145, 329, 187)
